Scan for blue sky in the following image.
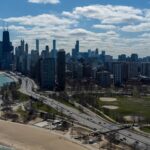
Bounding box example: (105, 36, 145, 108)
(0, 0, 150, 57)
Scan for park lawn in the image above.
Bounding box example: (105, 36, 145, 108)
(16, 106, 29, 121)
(17, 91, 30, 102)
(140, 126, 150, 133)
(98, 96, 150, 121)
(59, 99, 75, 108)
(32, 101, 60, 115)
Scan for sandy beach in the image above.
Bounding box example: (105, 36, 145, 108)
(0, 120, 88, 150)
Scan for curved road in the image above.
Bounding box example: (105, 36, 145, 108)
(14, 74, 150, 150)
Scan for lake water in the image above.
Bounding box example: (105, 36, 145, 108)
(0, 145, 14, 150)
(0, 73, 14, 87)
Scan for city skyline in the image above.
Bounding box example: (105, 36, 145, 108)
(0, 0, 150, 57)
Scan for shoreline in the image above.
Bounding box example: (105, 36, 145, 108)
(3, 72, 18, 83)
(0, 144, 14, 150)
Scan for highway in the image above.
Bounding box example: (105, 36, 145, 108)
(16, 75, 150, 150)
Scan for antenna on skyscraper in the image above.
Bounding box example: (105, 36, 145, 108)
(2, 21, 5, 31)
(6, 22, 9, 31)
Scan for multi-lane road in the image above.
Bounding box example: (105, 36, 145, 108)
(14, 74, 150, 150)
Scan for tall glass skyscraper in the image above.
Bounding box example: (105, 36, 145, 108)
(57, 49, 66, 91)
(1, 30, 13, 70)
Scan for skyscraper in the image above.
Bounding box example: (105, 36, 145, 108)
(0, 42, 2, 68)
(20, 40, 25, 73)
(131, 53, 138, 62)
(36, 39, 39, 55)
(72, 40, 79, 59)
(40, 58, 55, 90)
(51, 40, 57, 59)
(53, 39, 56, 50)
(118, 54, 126, 62)
(127, 62, 139, 79)
(1, 30, 13, 70)
(25, 43, 28, 54)
(20, 40, 25, 54)
(113, 62, 122, 86)
(24, 43, 29, 75)
(30, 50, 39, 78)
(75, 40, 79, 54)
(101, 51, 106, 63)
(141, 62, 150, 77)
(57, 49, 66, 91)
(96, 71, 111, 87)
(45, 45, 49, 53)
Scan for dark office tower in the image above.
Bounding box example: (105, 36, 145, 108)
(24, 43, 29, 75)
(20, 40, 25, 54)
(36, 39, 39, 54)
(2, 30, 13, 70)
(141, 62, 150, 77)
(0, 42, 2, 68)
(118, 54, 126, 62)
(83, 64, 92, 78)
(95, 48, 99, 56)
(53, 40, 56, 50)
(75, 40, 79, 53)
(96, 71, 111, 87)
(72, 48, 76, 59)
(101, 51, 105, 63)
(15, 46, 21, 71)
(51, 40, 57, 59)
(30, 50, 39, 79)
(57, 49, 66, 91)
(40, 58, 55, 90)
(45, 45, 49, 52)
(127, 62, 139, 79)
(113, 62, 122, 86)
(121, 62, 128, 83)
(72, 40, 79, 59)
(131, 53, 138, 62)
(25, 43, 28, 54)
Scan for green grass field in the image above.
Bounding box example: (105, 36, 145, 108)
(140, 126, 150, 133)
(98, 96, 150, 123)
(32, 101, 60, 115)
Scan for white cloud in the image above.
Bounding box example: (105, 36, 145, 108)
(121, 22, 150, 32)
(141, 33, 150, 37)
(1, 4, 150, 57)
(62, 11, 79, 19)
(93, 24, 117, 30)
(0, 25, 26, 31)
(28, 0, 60, 4)
(4, 14, 77, 27)
(62, 5, 143, 24)
(69, 28, 95, 36)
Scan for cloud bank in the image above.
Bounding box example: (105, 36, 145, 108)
(28, 0, 60, 4)
(1, 4, 150, 57)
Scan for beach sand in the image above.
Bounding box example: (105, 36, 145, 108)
(0, 120, 88, 150)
